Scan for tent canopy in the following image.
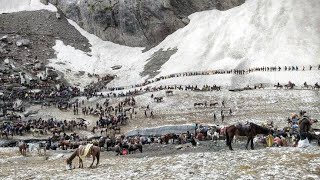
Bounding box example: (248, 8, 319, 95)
(125, 124, 197, 137)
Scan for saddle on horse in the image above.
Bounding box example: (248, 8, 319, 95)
(236, 122, 251, 131)
(79, 144, 93, 160)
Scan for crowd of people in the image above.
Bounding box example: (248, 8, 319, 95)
(106, 64, 320, 91)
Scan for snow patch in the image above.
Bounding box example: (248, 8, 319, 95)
(49, 20, 148, 88)
(0, 0, 57, 14)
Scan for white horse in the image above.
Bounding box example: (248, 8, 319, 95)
(28, 142, 47, 155)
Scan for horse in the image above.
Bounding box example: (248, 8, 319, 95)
(225, 122, 272, 150)
(165, 90, 174, 96)
(301, 83, 312, 89)
(254, 84, 265, 89)
(284, 83, 295, 89)
(194, 102, 204, 107)
(105, 138, 115, 151)
(18, 141, 27, 156)
(274, 84, 283, 89)
(59, 140, 71, 150)
(128, 143, 143, 154)
(160, 133, 178, 144)
(154, 97, 163, 102)
(196, 133, 205, 141)
(66, 144, 100, 169)
(92, 137, 107, 150)
(313, 83, 320, 90)
(298, 117, 318, 140)
(28, 142, 47, 155)
(209, 102, 218, 107)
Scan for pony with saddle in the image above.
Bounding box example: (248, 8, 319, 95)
(66, 144, 100, 169)
(225, 122, 272, 150)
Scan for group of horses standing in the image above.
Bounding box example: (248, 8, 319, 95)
(274, 82, 319, 90)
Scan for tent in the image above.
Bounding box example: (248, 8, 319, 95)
(125, 124, 197, 137)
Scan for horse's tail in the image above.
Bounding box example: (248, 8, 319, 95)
(225, 127, 229, 146)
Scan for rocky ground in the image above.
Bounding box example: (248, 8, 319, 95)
(0, 9, 91, 92)
(22, 88, 319, 133)
(0, 141, 320, 179)
(0, 10, 90, 63)
(1, 88, 320, 179)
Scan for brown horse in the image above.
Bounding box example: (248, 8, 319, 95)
(160, 133, 178, 144)
(226, 123, 272, 150)
(128, 143, 143, 154)
(18, 141, 27, 156)
(284, 83, 295, 89)
(59, 140, 71, 150)
(66, 144, 100, 169)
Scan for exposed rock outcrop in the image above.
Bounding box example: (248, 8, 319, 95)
(48, 0, 245, 47)
(0, 10, 90, 63)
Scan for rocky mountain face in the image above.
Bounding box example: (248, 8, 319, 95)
(47, 0, 245, 47)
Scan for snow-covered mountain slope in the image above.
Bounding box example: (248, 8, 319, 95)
(53, 0, 319, 88)
(155, 0, 320, 74)
(0, 0, 56, 14)
(2, 0, 319, 88)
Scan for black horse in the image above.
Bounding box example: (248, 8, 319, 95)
(298, 117, 319, 145)
(225, 122, 272, 150)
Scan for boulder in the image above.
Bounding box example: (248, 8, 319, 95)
(4, 58, 10, 64)
(16, 39, 31, 47)
(0, 35, 8, 42)
(56, 12, 61, 19)
(40, 0, 49, 5)
(181, 17, 190, 25)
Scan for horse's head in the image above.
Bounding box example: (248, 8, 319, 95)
(65, 161, 72, 170)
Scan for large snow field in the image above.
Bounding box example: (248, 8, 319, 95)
(47, 0, 320, 88)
